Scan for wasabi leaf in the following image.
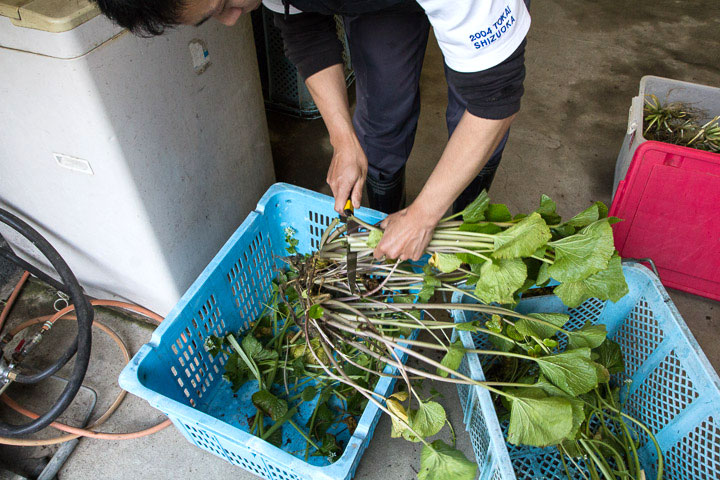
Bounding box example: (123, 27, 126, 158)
(458, 222, 502, 234)
(536, 262, 551, 286)
(252, 389, 288, 421)
(486, 203, 512, 222)
(461, 190, 490, 223)
(406, 400, 446, 441)
(387, 392, 410, 438)
(507, 390, 573, 446)
(536, 194, 562, 225)
(564, 203, 601, 228)
(514, 312, 569, 339)
(566, 323, 607, 349)
(593, 338, 625, 374)
(241, 335, 263, 358)
(242, 334, 279, 362)
(554, 253, 629, 308)
(430, 252, 462, 273)
(473, 258, 527, 304)
(533, 376, 586, 439)
(437, 339, 465, 378)
(308, 304, 324, 319)
(301, 385, 318, 402)
(535, 348, 599, 396)
(418, 440, 477, 480)
(548, 219, 615, 282)
(454, 321, 480, 332)
(492, 213, 552, 259)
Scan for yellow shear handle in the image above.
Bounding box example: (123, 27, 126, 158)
(343, 199, 354, 216)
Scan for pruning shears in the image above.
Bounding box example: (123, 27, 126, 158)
(341, 199, 359, 294)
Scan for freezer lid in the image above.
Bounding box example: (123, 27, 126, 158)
(0, 0, 100, 33)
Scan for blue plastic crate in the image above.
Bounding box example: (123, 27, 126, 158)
(451, 263, 720, 480)
(119, 183, 405, 480)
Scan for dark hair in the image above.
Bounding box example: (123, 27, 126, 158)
(94, 0, 186, 36)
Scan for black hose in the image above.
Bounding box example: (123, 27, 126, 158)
(0, 208, 93, 436)
(0, 245, 80, 384)
(0, 247, 69, 294)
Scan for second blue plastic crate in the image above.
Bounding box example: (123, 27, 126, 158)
(451, 263, 720, 480)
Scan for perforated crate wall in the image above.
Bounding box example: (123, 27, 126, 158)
(451, 263, 720, 479)
(251, 7, 355, 119)
(120, 184, 401, 480)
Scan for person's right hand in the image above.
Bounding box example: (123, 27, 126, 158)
(326, 136, 368, 213)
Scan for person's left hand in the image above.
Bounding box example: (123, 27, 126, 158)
(373, 206, 436, 261)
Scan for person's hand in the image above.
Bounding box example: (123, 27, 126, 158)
(326, 137, 368, 213)
(374, 205, 437, 261)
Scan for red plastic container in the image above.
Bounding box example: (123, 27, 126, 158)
(609, 140, 720, 301)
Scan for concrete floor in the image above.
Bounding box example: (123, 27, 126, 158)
(1, 0, 719, 478)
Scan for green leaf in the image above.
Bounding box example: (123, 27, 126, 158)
(308, 304, 324, 319)
(459, 222, 502, 234)
(554, 253, 629, 308)
(485, 314, 503, 333)
(564, 203, 601, 228)
(242, 334, 278, 362)
(418, 440, 477, 480)
(461, 190, 490, 223)
(406, 400, 446, 441)
(367, 229, 383, 248)
(301, 385, 318, 402)
(486, 203, 512, 222)
(473, 258, 527, 304)
(536, 194, 562, 225)
(536, 262, 551, 286)
(533, 376, 585, 439)
(437, 339, 465, 378)
(252, 390, 288, 421)
(566, 323, 607, 349)
(430, 252, 462, 273)
(551, 224, 577, 239)
(548, 219, 615, 282)
(535, 348, 599, 396)
(454, 321, 480, 332)
(241, 334, 263, 358)
(387, 392, 410, 438)
(507, 390, 573, 447)
(514, 312, 569, 339)
(418, 284, 435, 303)
(492, 213, 552, 259)
(593, 339, 625, 375)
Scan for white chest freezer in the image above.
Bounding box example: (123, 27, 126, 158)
(0, 0, 275, 316)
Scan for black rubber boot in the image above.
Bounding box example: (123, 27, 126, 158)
(365, 166, 406, 214)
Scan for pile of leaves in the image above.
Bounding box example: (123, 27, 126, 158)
(475, 309, 662, 479)
(644, 94, 720, 153)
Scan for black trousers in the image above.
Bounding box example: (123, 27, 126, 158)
(342, 7, 510, 213)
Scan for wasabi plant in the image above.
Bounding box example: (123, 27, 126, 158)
(207, 193, 660, 480)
